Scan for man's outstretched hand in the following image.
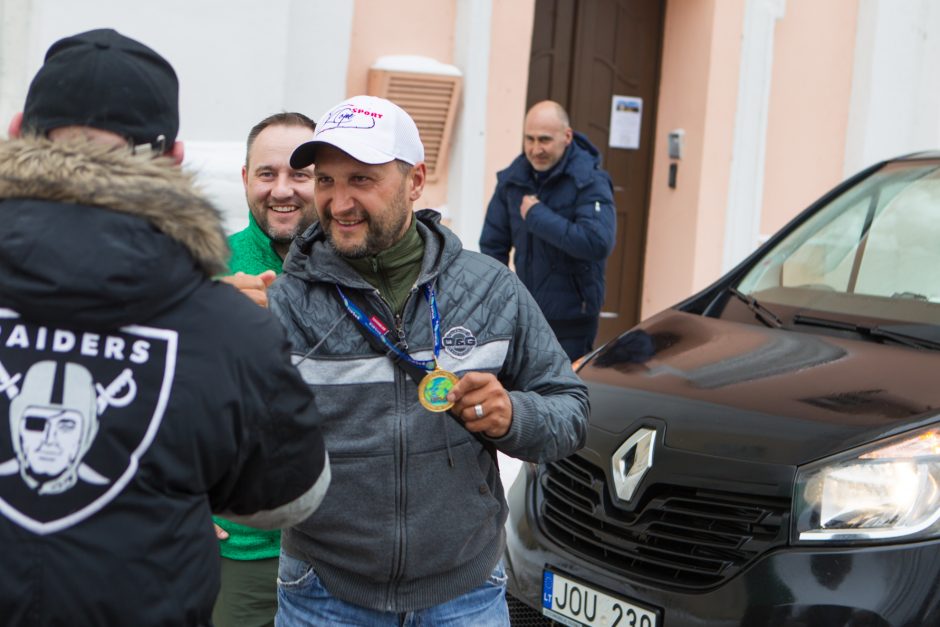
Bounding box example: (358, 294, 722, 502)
(220, 270, 277, 308)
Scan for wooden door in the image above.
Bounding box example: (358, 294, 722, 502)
(527, 0, 665, 343)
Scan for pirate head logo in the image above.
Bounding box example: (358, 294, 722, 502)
(7, 361, 112, 495)
(0, 312, 176, 535)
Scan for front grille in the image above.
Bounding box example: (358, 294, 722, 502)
(538, 456, 790, 589)
(507, 594, 558, 626)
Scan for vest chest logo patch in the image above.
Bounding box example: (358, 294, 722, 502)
(0, 309, 177, 535)
(442, 326, 476, 359)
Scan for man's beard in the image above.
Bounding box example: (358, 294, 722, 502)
(265, 226, 301, 246)
(247, 196, 314, 246)
(323, 182, 410, 259)
(258, 212, 304, 246)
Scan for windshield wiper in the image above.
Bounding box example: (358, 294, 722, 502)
(728, 287, 783, 328)
(792, 314, 940, 350)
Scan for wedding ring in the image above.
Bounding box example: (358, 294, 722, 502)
(474, 403, 485, 419)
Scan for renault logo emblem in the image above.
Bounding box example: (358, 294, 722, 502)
(611, 427, 656, 502)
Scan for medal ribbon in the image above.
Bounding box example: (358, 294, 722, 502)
(335, 283, 442, 373)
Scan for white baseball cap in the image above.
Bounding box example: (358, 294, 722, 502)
(290, 95, 425, 168)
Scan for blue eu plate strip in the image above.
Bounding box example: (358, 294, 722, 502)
(542, 571, 554, 609)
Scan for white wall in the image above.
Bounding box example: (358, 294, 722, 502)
(722, 0, 785, 272)
(844, 0, 940, 177)
(448, 0, 492, 250)
(0, 0, 33, 134)
(0, 0, 354, 233)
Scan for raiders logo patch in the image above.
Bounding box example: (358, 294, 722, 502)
(0, 309, 177, 535)
(442, 326, 477, 359)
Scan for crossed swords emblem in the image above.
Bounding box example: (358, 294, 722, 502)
(0, 359, 137, 485)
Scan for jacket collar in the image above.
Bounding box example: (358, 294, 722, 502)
(0, 136, 228, 276)
(246, 212, 284, 262)
(499, 131, 602, 191)
(283, 209, 462, 290)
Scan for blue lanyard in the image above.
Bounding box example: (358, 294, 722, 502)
(335, 283, 442, 372)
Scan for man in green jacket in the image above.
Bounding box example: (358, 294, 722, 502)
(212, 111, 317, 627)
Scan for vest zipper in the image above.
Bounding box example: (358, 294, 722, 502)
(383, 286, 421, 591)
(394, 313, 406, 347)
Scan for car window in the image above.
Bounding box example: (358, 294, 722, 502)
(855, 179, 940, 300)
(778, 195, 869, 292)
(736, 160, 940, 325)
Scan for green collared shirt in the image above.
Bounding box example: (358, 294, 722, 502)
(226, 213, 284, 276)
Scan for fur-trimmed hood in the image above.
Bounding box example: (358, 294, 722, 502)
(0, 137, 229, 329)
(0, 136, 228, 276)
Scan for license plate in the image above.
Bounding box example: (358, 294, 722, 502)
(542, 570, 660, 627)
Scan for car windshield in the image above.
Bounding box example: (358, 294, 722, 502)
(736, 159, 940, 327)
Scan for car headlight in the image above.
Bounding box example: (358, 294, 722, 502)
(793, 425, 940, 543)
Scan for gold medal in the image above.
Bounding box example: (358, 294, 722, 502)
(418, 368, 458, 412)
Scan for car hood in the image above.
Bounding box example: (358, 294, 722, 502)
(581, 309, 940, 467)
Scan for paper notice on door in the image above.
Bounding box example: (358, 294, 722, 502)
(609, 96, 642, 149)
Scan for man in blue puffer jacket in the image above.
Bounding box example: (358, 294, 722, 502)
(480, 100, 616, 360)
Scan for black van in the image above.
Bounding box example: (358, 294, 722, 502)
(505, 153, 940, 627)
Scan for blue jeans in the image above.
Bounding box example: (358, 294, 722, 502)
(275, 552, 510, 626)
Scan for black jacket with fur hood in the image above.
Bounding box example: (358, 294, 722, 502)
(0, 137, 330, 626)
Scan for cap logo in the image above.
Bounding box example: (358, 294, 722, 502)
(297, 95, 424, 167)
(320, 105, 384, 133)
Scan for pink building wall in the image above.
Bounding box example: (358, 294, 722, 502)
(344, 0, 458, 211)
(484, 1, 536, 224)
(643, 0, 857, 318)
(762, 0, 858, 235)
(642, 0, 745, 318)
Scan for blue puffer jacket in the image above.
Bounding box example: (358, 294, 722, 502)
(480, 132, 616, 322)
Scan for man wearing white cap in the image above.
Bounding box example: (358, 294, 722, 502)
(268, 95, 589, 625)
